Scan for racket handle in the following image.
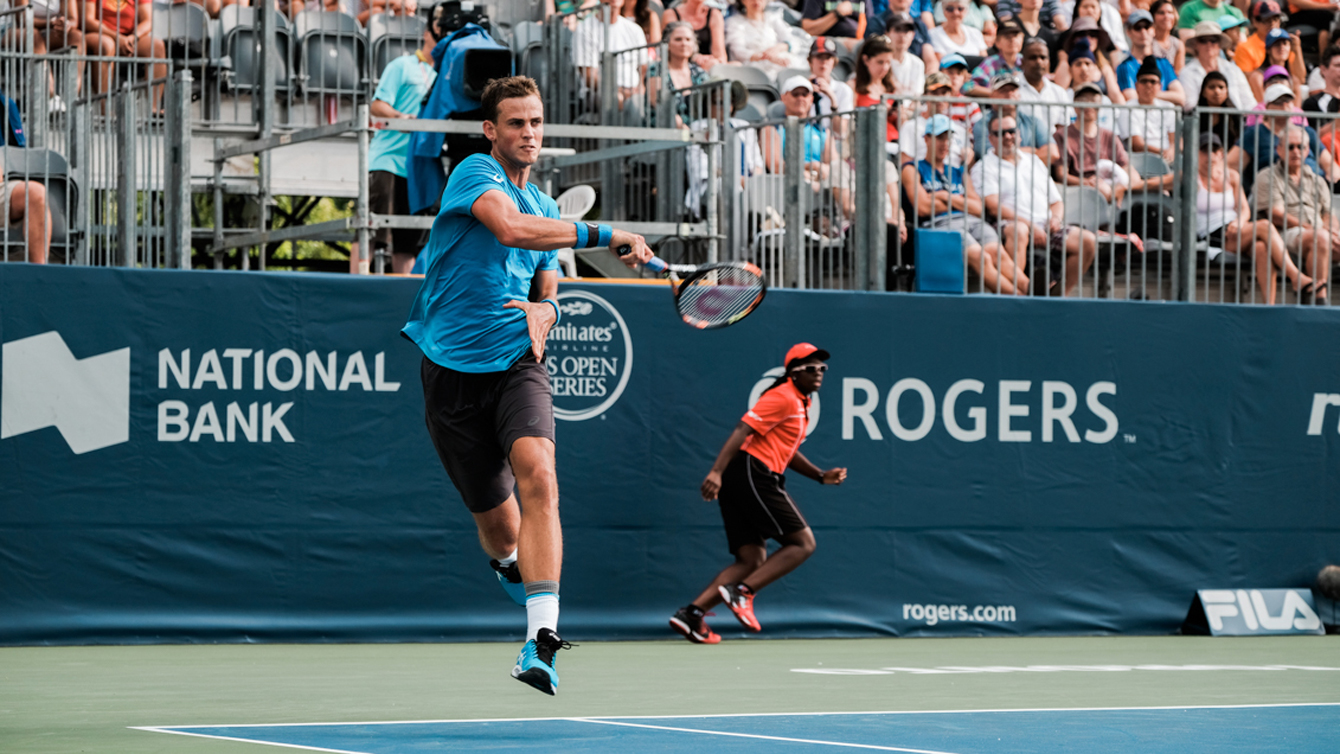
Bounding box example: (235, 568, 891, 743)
(617, 245, 668, 273)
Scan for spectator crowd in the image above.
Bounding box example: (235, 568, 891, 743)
(552, 0, 1338, 301)
(0, 0, 1334, 303)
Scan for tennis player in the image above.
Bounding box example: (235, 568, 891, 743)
(402, 75, 651, 695)
(669, 343, 847, 643)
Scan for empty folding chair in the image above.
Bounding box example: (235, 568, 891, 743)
(369, 14, 426, 84)
(294, 11, 367, 96)
(217, 6, 292, 93)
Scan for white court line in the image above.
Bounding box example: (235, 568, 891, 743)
(568, 717, 962, 754)
(791, 664, 1340, 676)
(134, 701, 1340, 732)
(129, 727, 371, 754)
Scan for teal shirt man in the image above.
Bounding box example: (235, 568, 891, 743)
(368, 51, 436, 177)
(1176, 0, 1245, 32)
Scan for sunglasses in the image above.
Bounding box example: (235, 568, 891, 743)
(1137, 77, 1161, 85)
(791, 364, 829, 374)
(989, 127, 1019, 136)
(1286, 143, 1307, 151)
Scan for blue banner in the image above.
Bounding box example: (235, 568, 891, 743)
(0, 265, 1336, 644)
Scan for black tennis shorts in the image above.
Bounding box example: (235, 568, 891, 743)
(717, 451, 809, 554)
(421, 352, 556, 513)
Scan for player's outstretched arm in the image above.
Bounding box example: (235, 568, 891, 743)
(701, 422, 756, 501)
(789, 451, 847, 485)
(472, 190, 580, 251)
(471, 191, 655, 269)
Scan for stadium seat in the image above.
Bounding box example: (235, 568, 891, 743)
(713, 65, 778, 121)
(217, 6, 292, 92)
(1065, 185, 1133, 297)
(510, 19, 544, 53)
(553, 185, 596, 278)
(714, 63, 774, 89)
(913, 228, 964, 293)
(744, 173, 785, 257)
(556, 184, 596, 221)
(294, 11, 367, 95)
(513, 20, 546, 87)
(1129, 152, 1172, 179)
(1063, 185, 1116, 230)
(736, 102, 764, 122)
(152, 2, 214, 64)
(766, 100, 786, 120)
(1, 147, 77, 264)
(369, 14, 426, 83)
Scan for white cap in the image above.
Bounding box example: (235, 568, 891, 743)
(1264, 82, 1295, 104)
(780, 75, 814, 94)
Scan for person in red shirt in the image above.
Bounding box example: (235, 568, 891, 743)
(668, 343, 848, 644)
(82, 0, 166, 104)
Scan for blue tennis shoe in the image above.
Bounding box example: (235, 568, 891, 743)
(490, 559, 527, 606)
(511, 628, 571, 695)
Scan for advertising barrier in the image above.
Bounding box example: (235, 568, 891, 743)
(0, 265, 1337, 644)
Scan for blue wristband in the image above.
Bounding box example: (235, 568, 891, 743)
(597, 224, 613, 247)
(573, 222, 589, 249)
(542, 298, 561, 324)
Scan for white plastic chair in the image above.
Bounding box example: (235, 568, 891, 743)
(554, 185, 597, 277)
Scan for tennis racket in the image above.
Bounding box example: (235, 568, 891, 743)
(618, 247, 767, 330)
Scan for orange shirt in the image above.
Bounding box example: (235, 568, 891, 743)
(740, 380, 810, 474)
(99, 0, 150, 35)
(1234, 32, 1297, 76)
(856, 92, 900, 142)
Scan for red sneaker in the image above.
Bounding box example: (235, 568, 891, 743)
(717, 583, 761, 631)
(669, 606, 722, 644)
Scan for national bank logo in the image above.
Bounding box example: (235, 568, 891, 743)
(0, 331, 130, 454)
(547, 290, 632, 421)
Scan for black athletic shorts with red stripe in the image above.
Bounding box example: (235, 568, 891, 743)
(717, 451, 809, 554)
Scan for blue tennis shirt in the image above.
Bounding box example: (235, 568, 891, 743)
(402, 153, 560, 373)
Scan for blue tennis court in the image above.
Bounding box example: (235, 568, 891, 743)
(141, 703, 1339, 753)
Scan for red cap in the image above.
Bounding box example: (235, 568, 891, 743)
(785, 342, 831, 367)
(1252, 0, 1281, 18)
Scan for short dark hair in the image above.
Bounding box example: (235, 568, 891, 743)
(481, 76, 542, 122)
(987, 109, 1014, 132)
(1322, 44, 1340, 69)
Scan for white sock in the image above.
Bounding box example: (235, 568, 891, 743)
(525, 593, 559, 642)
(497, 549, 517, 567)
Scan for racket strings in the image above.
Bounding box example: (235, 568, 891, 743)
(677, 268, 765, 328)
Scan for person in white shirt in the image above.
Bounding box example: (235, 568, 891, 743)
(1178, 20, 1257, 112)
(573, 0, 650, 107)
(928, 0, 987, 57)
(1116, 58, 1178, 180)
(724, 0, 807, 73)
(807, 37, 854, 120)
(1016, 37, 1070, 138)
(885, 12, 927, 100)
(687, 82, 764, 217)
(971, 111, 1097, 295)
